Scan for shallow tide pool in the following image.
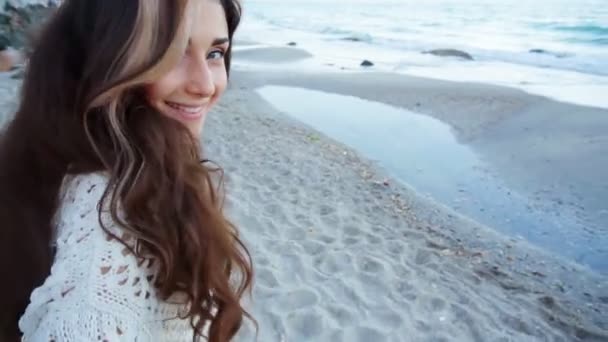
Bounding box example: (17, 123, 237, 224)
(257, 85, 606, 272)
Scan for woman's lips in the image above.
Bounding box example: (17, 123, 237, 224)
(164, 101, 206, 121)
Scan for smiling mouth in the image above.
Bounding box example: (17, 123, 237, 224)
(164, 101, 207, 121)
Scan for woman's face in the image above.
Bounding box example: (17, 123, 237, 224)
(145, 0, 229, 138)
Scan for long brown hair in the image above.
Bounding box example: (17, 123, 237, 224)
(0, 0, 253, 341)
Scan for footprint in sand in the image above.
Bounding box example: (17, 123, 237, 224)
(315, 234, 336, 244)
(370, 307, 403, 330)
(343, 326, 387, 342)
(259, 217, 280, 237)
(284, 309, 324, 339)
(449, 303, 486, 341)
(395, 281, 417, 302)
(342, 224, 362, 236)
(402, 230, 427, 240)
(319, 204, 336, 216)
(419, 295, 448, 313)
(300, 239, 325, 256)
(256, 267, 279, 288)
(499, 311, 536, 336)
(320, 213, 341, 227)
(271, 288, 319, 310)
(384, 239, 401, 254)
(430, 297, 447, 312)
(343, 236, 360, 246)
(329, 330, 344, 341)
(414, 248, 435, 265)
(391, 263, 412, 278)
(313, 251, 354, 274)
(279, 253, 307, 280)
(424, 336, 451, 342)
(326, 304, 354, 326)
(364, 232, 384, 245)
(293, 213, 314, 228)
(341, 225, 363, 246)
(359, 273, 392, 296)
(256, 254, 270, 267)
(260, 311, 287, 341)
(283, 222, 307, 240)
(415, 320, 432, 333)
(268, 181, 281, 191)
(356, 255, 386, 275)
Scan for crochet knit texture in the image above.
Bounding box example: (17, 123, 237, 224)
(19, 172, 199, 341)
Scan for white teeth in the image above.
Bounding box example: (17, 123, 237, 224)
(166, 102, 203, 114)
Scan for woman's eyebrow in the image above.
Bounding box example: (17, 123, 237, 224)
(212, 37, 230, 45)
(187, 38, 230, 47)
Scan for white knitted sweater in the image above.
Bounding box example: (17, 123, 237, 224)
(18, 172, 199, 341)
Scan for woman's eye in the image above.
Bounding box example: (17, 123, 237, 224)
(208, 50, 225, 60)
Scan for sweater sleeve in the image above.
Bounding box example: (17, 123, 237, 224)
(21, 303, 140, 341)
(18, 172, 154, 341)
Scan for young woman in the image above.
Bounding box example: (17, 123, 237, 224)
(0, 0, 253, 341)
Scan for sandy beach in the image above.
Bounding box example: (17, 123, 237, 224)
(0, 0, 605, 341)
(1, 45, 607, 341)
(215, 46, 607, 340)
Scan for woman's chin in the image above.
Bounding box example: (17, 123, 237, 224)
(186, 116, 206, 139)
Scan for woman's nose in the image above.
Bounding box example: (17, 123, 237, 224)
(186, 58, 215, 98)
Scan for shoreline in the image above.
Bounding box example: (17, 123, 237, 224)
(230, 63, 608, 270)
(234, 15, 608, 111)
(205, 74, 608, 340)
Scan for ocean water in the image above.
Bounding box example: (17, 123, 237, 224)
(238, 0, 608, 108)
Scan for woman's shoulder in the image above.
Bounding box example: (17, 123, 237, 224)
(53, 171, 114, 243)
(52, 171, 166, 311)
(20, 171, 186, 338)
(60, 171, 110, 207)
